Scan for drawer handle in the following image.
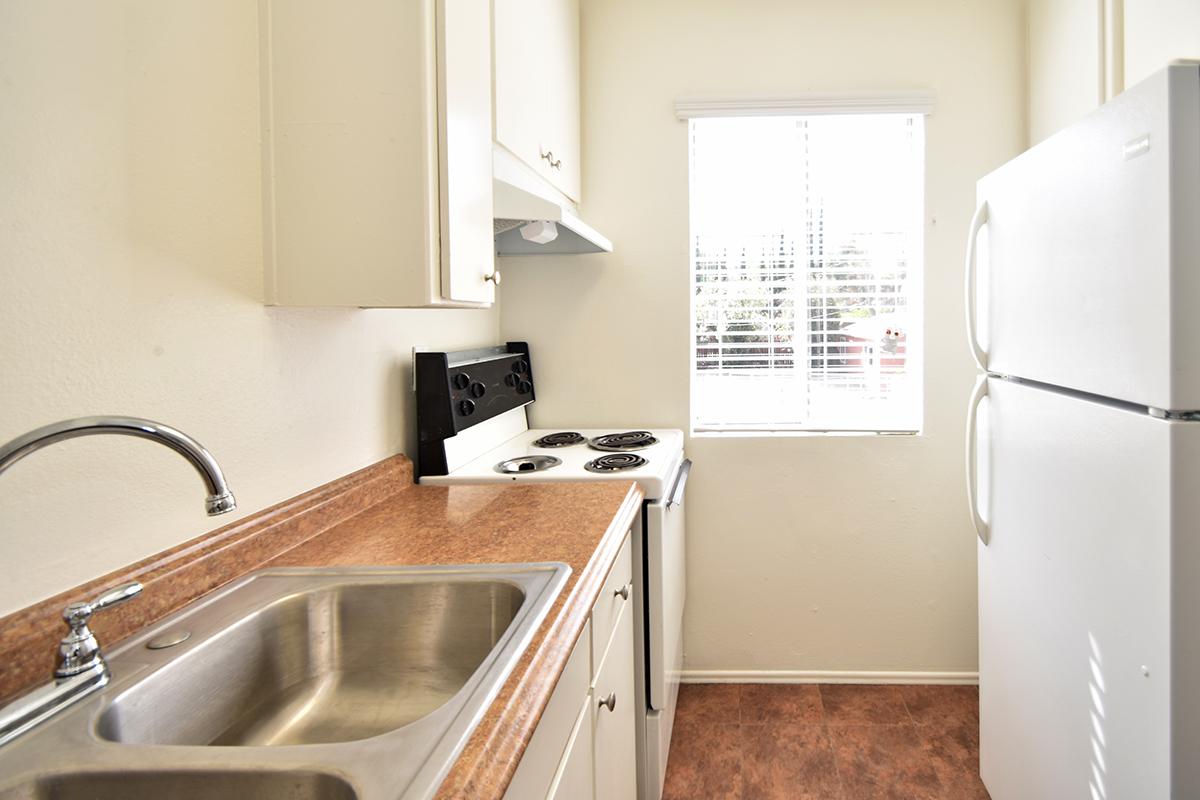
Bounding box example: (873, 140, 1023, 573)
(598, 692, 617, 713)
(614, 583, 630, 601)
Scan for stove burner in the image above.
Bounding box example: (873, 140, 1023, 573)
(494, 455, 562, 474)
(584, 453, 648, 473)
(588, 431, 659, 452)
(533, 431, 585, 448)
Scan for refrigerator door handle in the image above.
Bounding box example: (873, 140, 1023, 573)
(964, 201, 990, 372)
(965, 374, 989, 545)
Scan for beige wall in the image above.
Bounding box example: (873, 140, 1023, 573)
(0, 2, 497, 615)
(1028, 0, 1200, 143)
(1124, 0, 1200, 86)
(500, 0, 1027, 677)
(1027, 0, 1104, 143)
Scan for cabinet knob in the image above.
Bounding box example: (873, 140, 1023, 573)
(539, 150, 562, 170)
(598, 692, 617, 713)
(484, 271, 502, 286)
(614, 583, 630, 601)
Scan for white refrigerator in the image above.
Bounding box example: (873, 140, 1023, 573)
(966, 62, 1200, 799)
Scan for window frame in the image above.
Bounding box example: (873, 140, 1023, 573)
(679, 93, 933, 437)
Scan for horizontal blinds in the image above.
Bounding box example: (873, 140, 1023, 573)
(675, 91, 936, 119)
(690, 113, 924, 432)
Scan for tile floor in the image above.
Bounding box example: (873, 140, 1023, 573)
(662, 684, 990, 800)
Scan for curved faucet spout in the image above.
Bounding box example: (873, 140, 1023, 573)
(0, 416, 236, 515)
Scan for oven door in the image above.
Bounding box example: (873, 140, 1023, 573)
(646, 458, 689, 711)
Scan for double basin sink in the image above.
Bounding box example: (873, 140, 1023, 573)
(0, 563, 570, 800)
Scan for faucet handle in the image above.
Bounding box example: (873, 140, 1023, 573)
(63, 581, 142, 629)
(57, 581, 142, 678)
(90, 580, 142, 611)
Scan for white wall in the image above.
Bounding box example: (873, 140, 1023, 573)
(500, 0, 1026, 676)
(1027, 0, 1104, 144)
(1028, 0, 1200, 143)
(1125, 0, 1200, 86)
(0, 2, 497, 615)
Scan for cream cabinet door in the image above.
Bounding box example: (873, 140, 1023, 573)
(547, 696, 595, 800)
(437, 0, 497, 304)
(260, 0, 494, 307)
(591, 601, 636, 800)
(493, 0, 581, 202)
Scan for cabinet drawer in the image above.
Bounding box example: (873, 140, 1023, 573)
(590, 531, 632, 676)
(592, 601, 637, 800)
(547, 695, 594, 800)
(505, 619, 591, 800)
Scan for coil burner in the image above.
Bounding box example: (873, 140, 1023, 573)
(533, 432, 586, 448)
(588, 431, 659, 452)
(584, 453, 648, 473)
(494, 455, 562, 474)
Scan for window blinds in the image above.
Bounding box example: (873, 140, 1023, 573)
(689, 112, 925, 433)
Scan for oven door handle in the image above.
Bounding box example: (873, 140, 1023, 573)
(666, 458, 692, 508)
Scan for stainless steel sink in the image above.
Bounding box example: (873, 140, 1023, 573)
(0, 563, 570, 800)
(99, 579, 528, 746)
(0, 770, 358, 800)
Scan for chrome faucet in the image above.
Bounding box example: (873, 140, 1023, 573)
(0, 416, 237, 746)
(55, 581, 144, 679)
(0, 416, 237, 515)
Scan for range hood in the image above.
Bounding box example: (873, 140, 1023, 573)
(492, 174, 613, 256)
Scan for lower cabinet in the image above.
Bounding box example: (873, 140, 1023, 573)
(591, 601, 636, 800)
(505, 531, 635, 800)
(547, 695, 593, 800)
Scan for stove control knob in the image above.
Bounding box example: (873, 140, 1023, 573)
(458, 399, 476, 416)
(451, 373, 470, 391)
(503, 373, 518, 387)
(469, 382, 486, 398)
(517, 380, 532, 395)
(511, 359, 529, 374)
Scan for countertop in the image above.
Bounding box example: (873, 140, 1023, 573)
(266, 480, 644, 798)
(0, 456, 644, 800)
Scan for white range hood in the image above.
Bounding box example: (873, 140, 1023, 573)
(492, 150, 613, 255)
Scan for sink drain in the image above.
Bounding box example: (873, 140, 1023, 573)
(145, 630, 191, 650)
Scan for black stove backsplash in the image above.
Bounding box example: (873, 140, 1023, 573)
(415, 341, 533, 477)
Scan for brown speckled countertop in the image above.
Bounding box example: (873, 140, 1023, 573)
(0, 455, 643, 800)
(267, 480, 644, 798)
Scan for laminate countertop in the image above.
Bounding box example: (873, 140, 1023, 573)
(0, 456, 644, 800)
(265, 480, 645, 799)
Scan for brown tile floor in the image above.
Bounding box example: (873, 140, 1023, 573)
(663, 684, 990, 800)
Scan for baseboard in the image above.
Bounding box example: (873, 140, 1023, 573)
(681, 669, 979, 686)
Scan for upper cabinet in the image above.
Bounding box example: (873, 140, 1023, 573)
(260, 0, 497, 307)
(493, 0, 582, 203)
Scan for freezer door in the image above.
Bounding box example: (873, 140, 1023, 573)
(977, 377, 1175, 799)
(972, 63, 1200, 410)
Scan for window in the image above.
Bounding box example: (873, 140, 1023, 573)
(686, 104, 925, 434)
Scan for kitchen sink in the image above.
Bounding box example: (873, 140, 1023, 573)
(0, 563, 570, 800)
(0, 770, 357, 800)
(99, 579, 527, 746)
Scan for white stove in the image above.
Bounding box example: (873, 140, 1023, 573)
(421, 426, 686, 499)
(415, 344, 689, 800)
